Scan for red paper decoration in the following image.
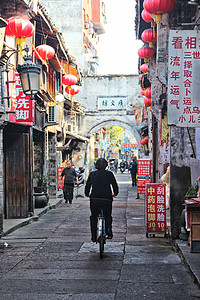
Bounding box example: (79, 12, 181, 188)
(144, 98, 151, 106)
(62, 74, 77, 86)
(143, 0, 175, 23)
(145, 87, 151, 98)
(141, 29, 157, 47)
(140, 63, 148, 74)
(65, 85, 80, 95)
(34, 45, 55, 63)
(5, 17, 34, 49)
(138, 46, 154, 62)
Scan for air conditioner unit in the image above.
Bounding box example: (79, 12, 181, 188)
(48, 105, 58, 123)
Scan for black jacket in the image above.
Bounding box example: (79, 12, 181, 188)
(85, 170, 119, 200)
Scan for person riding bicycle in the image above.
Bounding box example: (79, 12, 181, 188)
(85, 158, 119, 242)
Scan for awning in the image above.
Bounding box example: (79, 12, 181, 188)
(64, 131, 89, 143)
(57, 131, 89, 152)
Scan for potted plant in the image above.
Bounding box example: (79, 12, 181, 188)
(34, 174, 48, 194)
(185, 183, 198, 199)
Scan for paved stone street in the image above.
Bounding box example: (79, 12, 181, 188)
(0, 173, 200, 300)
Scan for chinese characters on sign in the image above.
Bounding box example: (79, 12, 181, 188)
(146, 183, 166, 234)
(124, 143, 138, 150)
(98, 96, 127, 110)
(168, 30, 200, 127)
(9, 70, 34, 124)
(15, 73, 34, 122)
(58, 167, 64, 189)
(137, 159, 151, 194)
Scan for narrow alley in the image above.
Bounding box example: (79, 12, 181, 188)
(0, 173, 199, 300)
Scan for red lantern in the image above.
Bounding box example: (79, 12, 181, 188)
(140, 139, 146, 146)
(141, 89, 145, 96)
(145, 87, 151, 98)
(144, 0, 175, 23)
(144, 137, 149, 144)
(138, 46, 154, 63)
(140, 63, 148, 74)
(65, 85, 80, 96)
(62, 74, 77, 86)
(34, 45, 55, 63)
(141, 29, 157, 47)
(5, 17, 34, 49)
(144, 97, 151, 106)
(139, 74, 143, 81)
(141, 9, 154, 24)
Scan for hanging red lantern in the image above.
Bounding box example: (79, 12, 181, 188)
(138, 46, 154, 63)
(141, 29, 157, 47)
(62, 74, 77, 86)
(140, 63, 148, 74)
(143, 0, 175, 23)
(145, 87, 151, 98)
(141, 88, 145, 96)
(65, 85, 80, 96)
(34, 45, 55, 63)
(141, 9, 156, 35)
(139, 139, 146, 146)
(5, 17, 34, 49)
(144, 98, 151, 106)
(141, 9, 154, 24)
(139, 74, 143, 81)
(144, 137, 149, 144)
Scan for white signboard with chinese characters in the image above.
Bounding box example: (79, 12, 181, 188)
(98, 96, 127, 110)
(168, 30, 200, 127)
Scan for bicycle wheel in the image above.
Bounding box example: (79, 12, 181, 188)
(99, 235, 104, 259)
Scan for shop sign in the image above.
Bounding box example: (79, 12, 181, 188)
(168, 30, 200, 127)
(124, 143, 138, 150)
(146, 183, 166, 234)
(9, 70, 34, 124)
(58, 167, 64, 189)
(98, 96, 127, 110)
(137, 159, 151, 194)
(15, 73, 34, 122)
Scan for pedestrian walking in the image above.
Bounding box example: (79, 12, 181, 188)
(114, 158, 118, 173)
(85, 158, 119, 242)
(61, 161, 79, 203)
(130, 156, 137, 186)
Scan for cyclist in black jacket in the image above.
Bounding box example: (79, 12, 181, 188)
(85, 158, 119, 242)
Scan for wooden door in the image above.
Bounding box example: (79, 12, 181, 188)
(4, 132, 31, 218)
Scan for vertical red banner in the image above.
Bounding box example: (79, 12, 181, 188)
(15, 73, 34, 122)
(146, 183, 166, 235)
(58, 167, 64, 189)
(137, 159, 151, 194)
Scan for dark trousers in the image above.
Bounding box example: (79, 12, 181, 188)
(63, 184, 74, 203)
(131, 172, 137, 186)
(90, 199, 112, 239)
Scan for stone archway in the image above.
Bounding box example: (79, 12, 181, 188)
(87, 119, 142, 151)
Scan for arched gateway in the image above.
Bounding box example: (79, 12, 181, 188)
(77, 74, 144, 140)
(75, 74, 145, 167)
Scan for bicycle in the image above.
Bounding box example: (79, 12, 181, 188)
(96, 209, 107, 259)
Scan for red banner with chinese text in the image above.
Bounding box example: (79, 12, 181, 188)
(137, 159, 151, 194)
(58, 167, 64, 189)
(9, 70, 34, 124)
(146, 183, 166, 234)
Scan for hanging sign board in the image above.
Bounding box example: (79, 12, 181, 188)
(137, 159, 151, 194)
(168, 30, 200, 127)
(146, 183, 166, 236)
(9, 70, 34, 124)
(58, 167, 64, 189)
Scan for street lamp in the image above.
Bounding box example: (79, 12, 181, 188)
(17, 47, 41, 99)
